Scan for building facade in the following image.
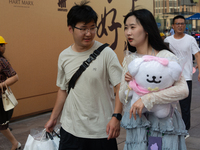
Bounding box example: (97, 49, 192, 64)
(153, 0, 200, 32)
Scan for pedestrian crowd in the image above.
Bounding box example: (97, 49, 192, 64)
(1, 1, 200, 150)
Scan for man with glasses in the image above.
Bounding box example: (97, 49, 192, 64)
(164, 15, 200, 139)
(45, 1, 122, 150)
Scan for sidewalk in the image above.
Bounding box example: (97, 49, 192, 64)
(1, 70, 200, 150)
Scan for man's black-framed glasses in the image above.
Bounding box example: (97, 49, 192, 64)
(174, 23, 186, 26)
(74, 26, 97, 34)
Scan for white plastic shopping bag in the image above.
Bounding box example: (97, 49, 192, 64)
(23, 128, 60, 150)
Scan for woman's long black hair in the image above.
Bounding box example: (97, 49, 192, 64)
(124, 9, 170, 53)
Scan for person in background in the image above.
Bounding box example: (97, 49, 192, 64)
(45, 1, 123, 150)
(184, 27, 189, 34)
(191, 28, 196, 36)
(164, 29, 170, 37)
(119, 9, 188, 150)
(164, 15, 200, 139)
(170, 27, 175, 35)
(0, 36, 20, 150)
(160, 32, 166, 41)
(192, 32, 196, 38)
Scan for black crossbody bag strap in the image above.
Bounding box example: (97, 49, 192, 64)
(68, 43, 109, 93)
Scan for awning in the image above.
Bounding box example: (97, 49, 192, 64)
(186, 13, 200, 20)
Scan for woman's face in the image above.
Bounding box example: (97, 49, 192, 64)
(124, 16, 148, 48)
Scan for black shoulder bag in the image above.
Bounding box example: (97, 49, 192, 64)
(68, 43, 109, 93)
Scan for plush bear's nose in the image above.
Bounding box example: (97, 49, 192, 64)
(152, 76, 156, 80)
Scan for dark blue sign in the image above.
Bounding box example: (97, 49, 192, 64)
(157, 23, 161, 28)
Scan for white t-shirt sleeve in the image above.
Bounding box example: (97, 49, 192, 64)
(191, 37, 200, 55)
(164, 37, 169, 43)
(106, 48, 122, 86)
(56, 53, 68, 91)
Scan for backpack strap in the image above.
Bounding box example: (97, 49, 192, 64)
(68, 43, 109, 93)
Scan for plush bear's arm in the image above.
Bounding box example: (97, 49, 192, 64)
(141, 75, 189, 111)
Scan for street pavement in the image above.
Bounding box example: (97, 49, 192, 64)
(0, 69, 200, 150)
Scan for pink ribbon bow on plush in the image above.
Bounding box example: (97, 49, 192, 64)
(129, 79, 150, 96)
(142, 55, 169, 66)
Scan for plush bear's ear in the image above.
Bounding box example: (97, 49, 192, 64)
(128, 58, 144, 77)
(168, 61, 182, 81)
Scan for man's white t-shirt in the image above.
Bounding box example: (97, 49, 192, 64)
(164, 34, 199, 80)
(57, 41, 122, 138)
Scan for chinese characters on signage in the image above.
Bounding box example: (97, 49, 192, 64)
(96, 0, 136, 50)
(58, 0, 68, 11)
(97, 7, 121, 50)
(57, 0, 136, 50)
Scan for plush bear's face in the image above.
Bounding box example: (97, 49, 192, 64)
(128, 56, 182, 92)
(134, 61, 176, 90)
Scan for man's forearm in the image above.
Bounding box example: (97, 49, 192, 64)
(114, 83, 123, 114)
(50, 88, 68, 121)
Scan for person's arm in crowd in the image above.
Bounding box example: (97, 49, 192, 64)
(0, 74, 19, 88)
(141, 75, 188, 110)
(45, 88, 67, 132)
(106, 83, 123, 140)
(194, 52, 200, 81)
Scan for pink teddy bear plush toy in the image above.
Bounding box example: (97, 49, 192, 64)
(126, 55, 182, 118)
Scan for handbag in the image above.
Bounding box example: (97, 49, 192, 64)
(68, 43, 109, 93)
(24, 129, 60, 150)
(1, 82, 18, 111)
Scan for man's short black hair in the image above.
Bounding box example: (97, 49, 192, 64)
(172, 15, 186, 24)
(67, 1, 98, 28)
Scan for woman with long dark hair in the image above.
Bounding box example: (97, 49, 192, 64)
(0, 36, 20, 150)
(119, 9, 188, 150)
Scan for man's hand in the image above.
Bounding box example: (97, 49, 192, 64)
(106, 117, 120, 140)
(45, 118, 57, 133)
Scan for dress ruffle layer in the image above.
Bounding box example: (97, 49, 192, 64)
(121, 109, 188, 150)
